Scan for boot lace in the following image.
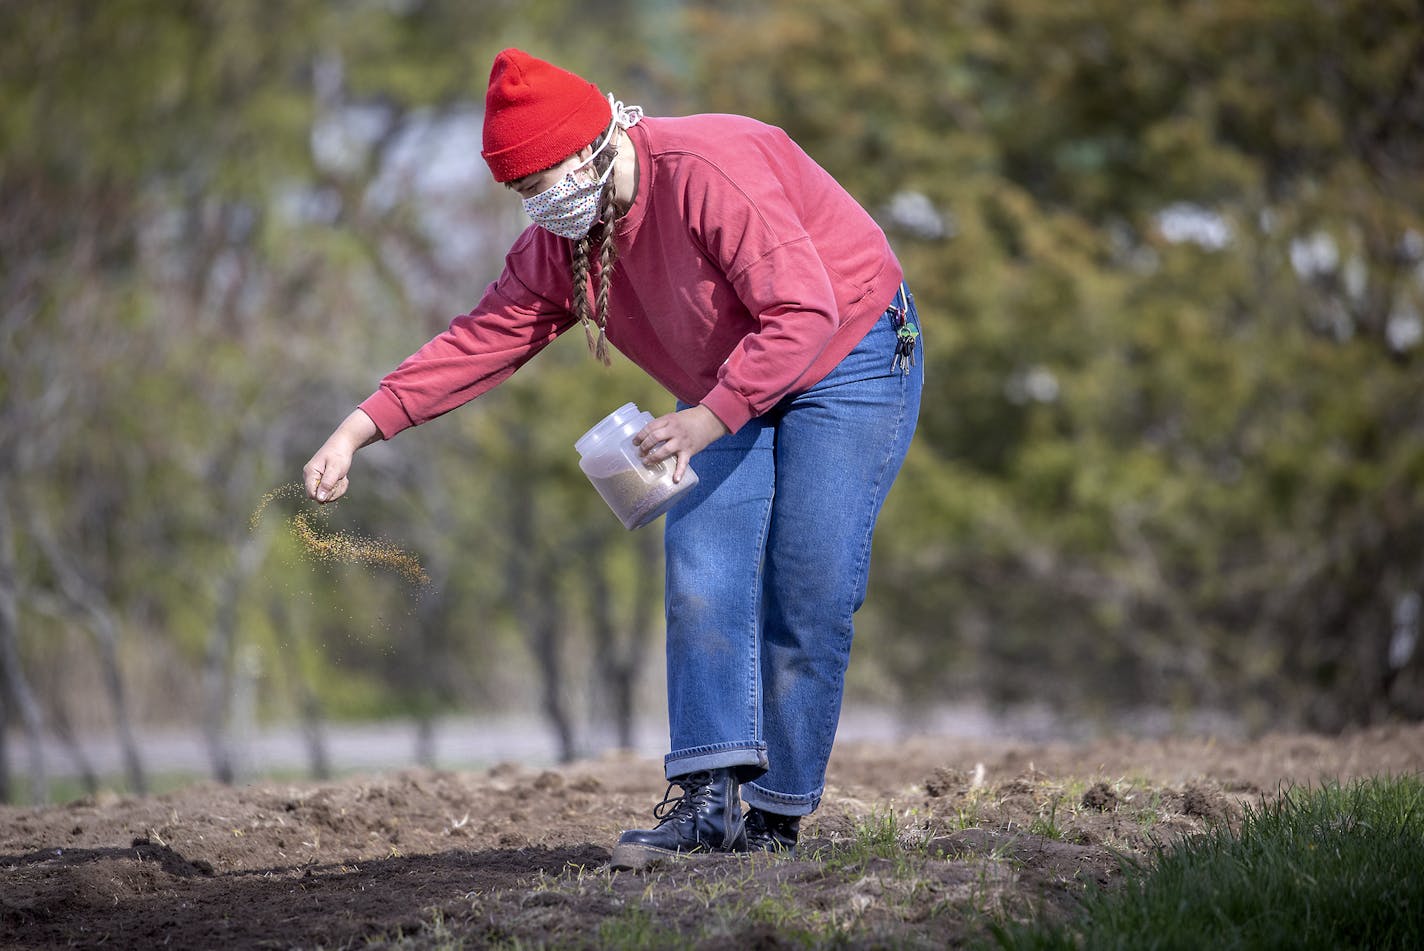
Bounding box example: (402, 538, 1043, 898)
(651, 772, 712, 826)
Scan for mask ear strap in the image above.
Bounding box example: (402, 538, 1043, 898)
(576, 95, 642, 178)
(577, 123, 618, 171)
(609, 93, 643, 129)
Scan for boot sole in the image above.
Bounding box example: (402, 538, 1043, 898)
(609, 841, 733, 871)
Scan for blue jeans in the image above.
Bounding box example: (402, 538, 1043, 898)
(662, 286, 923, 816)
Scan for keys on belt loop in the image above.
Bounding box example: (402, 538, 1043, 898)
(890, 283, 918, 375)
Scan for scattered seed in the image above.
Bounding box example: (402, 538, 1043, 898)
(251, 482, 430, 586)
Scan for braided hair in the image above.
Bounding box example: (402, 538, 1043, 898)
(571, 128, 621, 365)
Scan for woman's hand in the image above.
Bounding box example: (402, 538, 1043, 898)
(303, 409, 380, 503)
(633, 405, 729, 483)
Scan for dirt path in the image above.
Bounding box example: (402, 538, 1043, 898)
(2, 723, 1420, 949)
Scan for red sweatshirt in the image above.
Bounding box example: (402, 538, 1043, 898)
(358, 114, 903, 438)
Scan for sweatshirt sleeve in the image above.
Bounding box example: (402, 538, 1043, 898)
(359, 235, 577, 438)
(677, 149, 843, 434)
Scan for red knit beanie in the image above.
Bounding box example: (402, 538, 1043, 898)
(481, 49, 612, 183)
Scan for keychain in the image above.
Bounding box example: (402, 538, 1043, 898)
(890, 284, 918, 375)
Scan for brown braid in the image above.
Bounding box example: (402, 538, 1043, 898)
(571, 130, 620, 366)
(591, 181, 619, 365)
(572, 233, 597, 358)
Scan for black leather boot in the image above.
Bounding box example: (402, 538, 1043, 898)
(610, 769, 747, 870)
(743, 806, 800, 855)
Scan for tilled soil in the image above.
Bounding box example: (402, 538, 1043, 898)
(1, 723, 1421, 949)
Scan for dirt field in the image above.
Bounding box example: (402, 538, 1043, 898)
(2, 722, 1421, 949)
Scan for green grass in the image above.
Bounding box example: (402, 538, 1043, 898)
(992, 774, 1424, 950)
(10, 759, 533, 808)
(813, 806, 933, 872)
(1028, 793, 1067, 840)
(6, 770, 214, 807)
(592, 908, 680, 950)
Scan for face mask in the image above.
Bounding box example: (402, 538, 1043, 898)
(522, 132, 617, 240)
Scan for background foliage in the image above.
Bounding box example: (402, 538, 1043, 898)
(1, 0, 1420, 800)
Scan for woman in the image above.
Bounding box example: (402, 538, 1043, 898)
(303, 48, 922, 870)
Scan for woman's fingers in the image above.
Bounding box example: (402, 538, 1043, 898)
(303, 412, 377, 503)
(303, 453, 350, 503)
(636, 429, 684, 466)
(634, 406, 726, 473)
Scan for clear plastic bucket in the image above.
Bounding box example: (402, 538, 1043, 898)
(575, 402, 699, 529)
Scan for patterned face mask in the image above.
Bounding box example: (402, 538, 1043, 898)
(521, 97, 643, 241)
(522, 132, 616, 240)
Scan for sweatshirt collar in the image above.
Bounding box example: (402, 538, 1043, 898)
(614, 120, 651, 242)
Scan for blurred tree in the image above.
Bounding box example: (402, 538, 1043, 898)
(686, 0, 1424, 731)
(4, 0, 1420, 806)
(0, 0, 677, 797)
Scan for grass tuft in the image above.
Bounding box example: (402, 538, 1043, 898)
(991, 774, 1424, 950)
(593, 907, 680, 950)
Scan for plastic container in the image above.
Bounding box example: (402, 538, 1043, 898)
(575, 402, 699, 529)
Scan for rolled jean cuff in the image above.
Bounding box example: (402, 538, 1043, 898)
(665, 742, 768, 782)
(740, 781, 823, 817)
